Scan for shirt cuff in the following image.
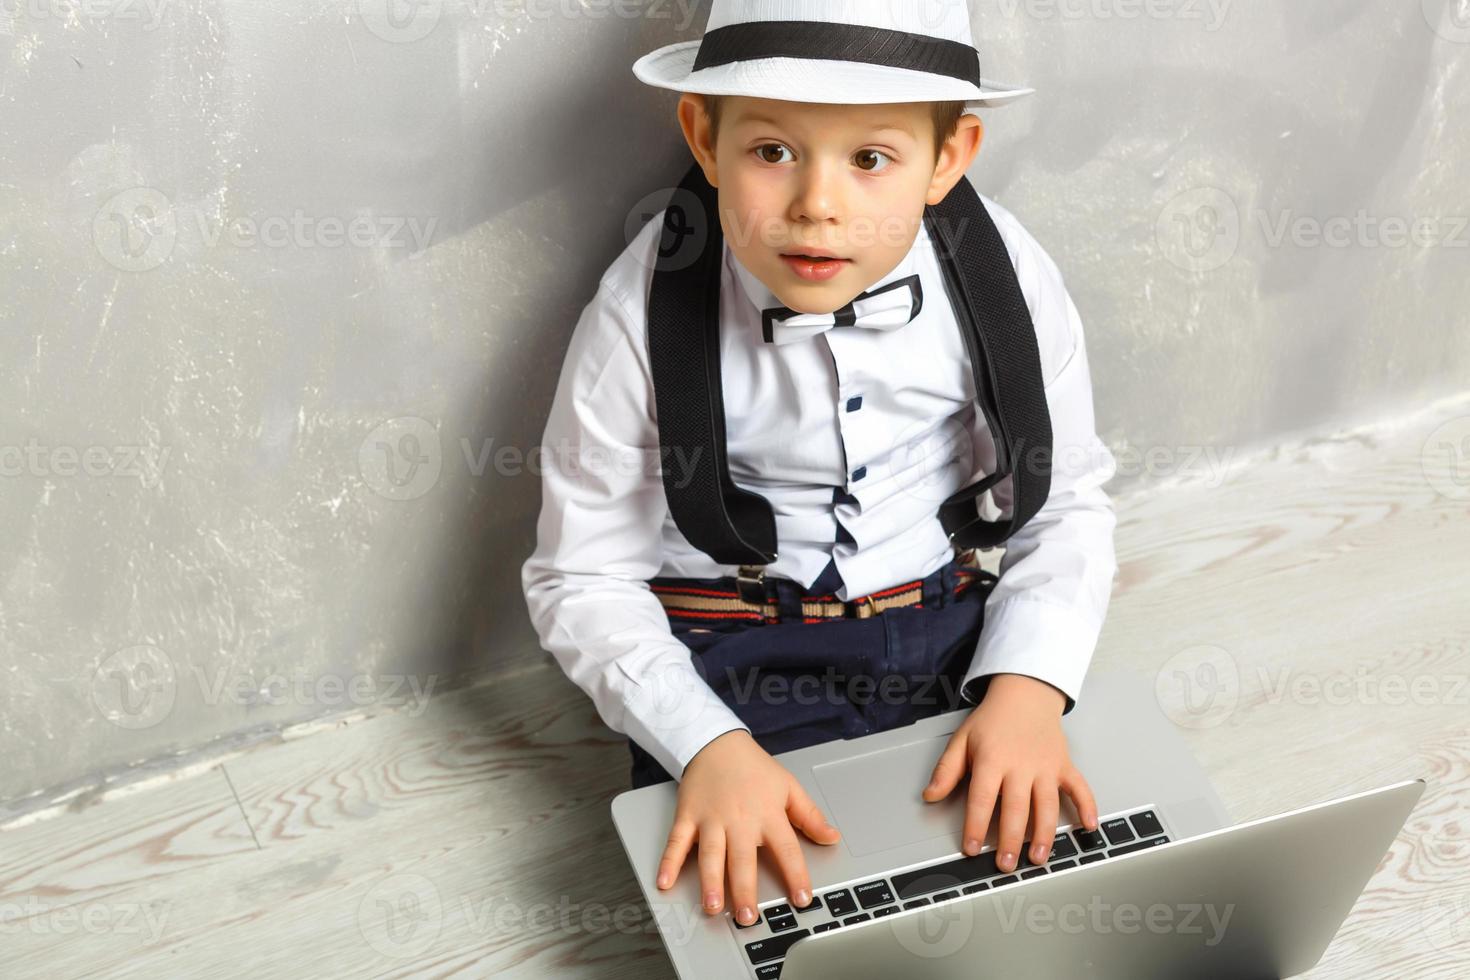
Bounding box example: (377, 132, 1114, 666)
(958, 596, 1102, 715)
(614, 654, 752, 781)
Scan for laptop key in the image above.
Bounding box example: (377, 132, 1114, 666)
(1050, 859, 1077, 871)
(1102, 817, 1136, 846)
(903, 898, 931, 910)
(933, 890, 960, 902)
(1020, 868, 1047, 879)
(734, 909, 761, 929)
(794, 895, 823, 914)
(823, 889, 858, 918)
(1073, 828, 1107, 852)
(1130, 810, 1164, 839)
(1079, 853, 1106, 865)
(755, 964, 784, 979)
(1110, 835, 1170, 857)
(814, 921, 841, 933)
(891, 850, 1000, 900)
(993, 875, 1019, 886)
(765, 903, 793, 919)
(1048, 832, 1079, 861)
(766, 913, 797, 933)
(854, 880, 896, 909)
(874, 906, 900, 918)
(961, 882, 990, 895)
(745, 929, 811, 965)
(844, 913, 872, 925)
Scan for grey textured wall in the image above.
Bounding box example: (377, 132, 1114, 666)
(2, 1, 1467, 806)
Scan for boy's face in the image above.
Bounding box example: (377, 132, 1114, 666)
(678, 95, 982, 315)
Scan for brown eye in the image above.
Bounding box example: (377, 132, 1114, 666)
(854, 149, 892, 172)
(755, 143, 792, 164)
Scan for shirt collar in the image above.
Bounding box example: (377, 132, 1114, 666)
(726, 223, 928, 317)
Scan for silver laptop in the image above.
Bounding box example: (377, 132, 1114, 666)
(610, 669, 1426, 979)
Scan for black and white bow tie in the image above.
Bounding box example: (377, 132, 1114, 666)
(760, 274, 924, 345)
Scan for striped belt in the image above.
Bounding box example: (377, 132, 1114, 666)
(650, 548, 995, 625)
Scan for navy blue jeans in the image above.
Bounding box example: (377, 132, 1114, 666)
(627, 554, 997, 788)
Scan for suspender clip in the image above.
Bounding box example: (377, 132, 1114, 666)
(736, 564, 769, 606)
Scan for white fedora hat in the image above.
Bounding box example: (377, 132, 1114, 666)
(632, 0, 1033, 109)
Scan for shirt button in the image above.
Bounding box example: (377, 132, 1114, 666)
(851, 465, 867, 482)
(846, 395, 863, 412)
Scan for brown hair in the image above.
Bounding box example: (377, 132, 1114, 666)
(701, 96, 969, 167)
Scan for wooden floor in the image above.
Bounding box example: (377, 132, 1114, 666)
(4, 394, 1469, 979)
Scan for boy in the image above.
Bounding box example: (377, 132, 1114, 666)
(521, 1, 1116, 932)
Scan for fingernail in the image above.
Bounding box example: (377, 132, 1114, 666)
(795, 888, 811, 907)
(704, 891, 720, 910)
(1000, 851, 1015, 871)
(657, 871, 670, 888)
(737, 906, 754, 924)
(964, 838, 980, 855)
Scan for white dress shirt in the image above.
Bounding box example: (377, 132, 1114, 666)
(520, 189, 1118, 782)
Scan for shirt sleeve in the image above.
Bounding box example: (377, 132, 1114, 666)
(520, 279, 751, 780)
(957, 216, 1119, 715)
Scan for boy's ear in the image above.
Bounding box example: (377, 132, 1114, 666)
(926, 113, 984, 206)
(677, 93, 719, 187)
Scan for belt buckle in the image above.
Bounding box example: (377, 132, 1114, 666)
(736, 564, 768, 606)
(848, 594, 876, 619)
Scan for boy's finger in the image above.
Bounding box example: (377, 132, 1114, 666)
(657, 818, 697, 889)
(923, 732, 968, 801)
(765, 820, 815, 909)
(697, 824, 727, 915)
(962, 765, 1001, 856)
(1060, 765, 1100, 830)
(995, 774, 1032, 873)
(786, 776, 841, 844)
(1029, 779, 1060, 865)
(726, 830, 760, 926)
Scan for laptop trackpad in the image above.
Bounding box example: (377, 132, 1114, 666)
(811, 734, 968, 858)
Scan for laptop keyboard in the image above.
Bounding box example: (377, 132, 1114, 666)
(731, 805, 1173, 978)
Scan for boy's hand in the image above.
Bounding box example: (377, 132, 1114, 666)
(656, 729, 842, 924)
(922, 673, 1099, 872)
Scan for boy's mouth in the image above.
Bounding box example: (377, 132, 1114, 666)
(781, 251, 847, 262)
(779, 252, 851, 282)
